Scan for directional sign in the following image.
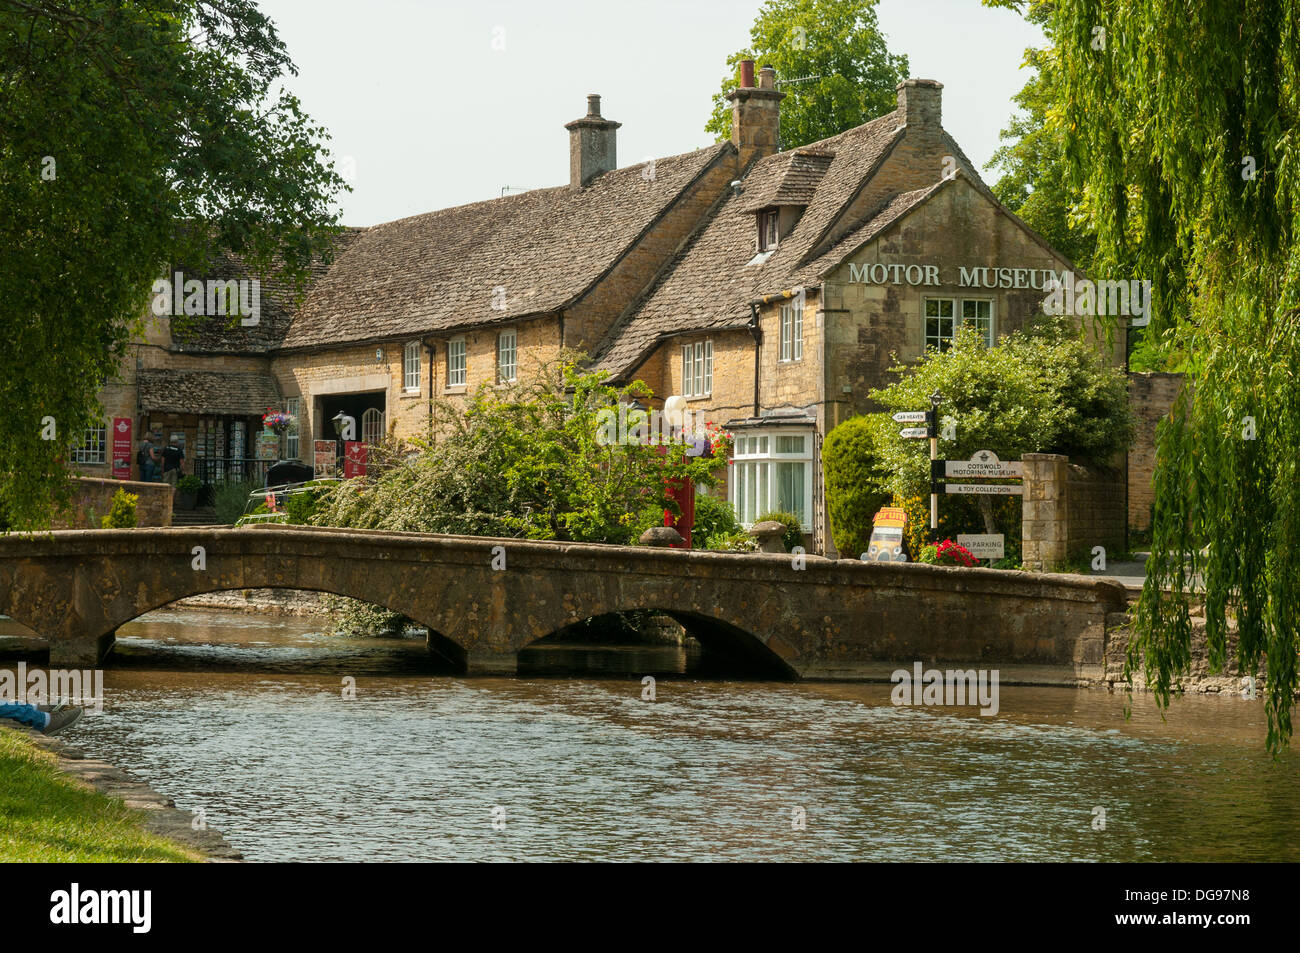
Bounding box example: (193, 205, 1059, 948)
(899, 427, 928, 439)
(892, 411, 928, 424)
(944, 450, 1023, 479)
(944, 483, 1023, 495)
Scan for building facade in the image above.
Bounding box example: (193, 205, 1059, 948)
(80, 63, 1123, 552)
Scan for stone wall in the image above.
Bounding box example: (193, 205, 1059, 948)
(1066, 464, 1127, 560)
(1128, 372, 1185, 532)
(51, 477, 173, 529)
(1023, 454, 1126, 569)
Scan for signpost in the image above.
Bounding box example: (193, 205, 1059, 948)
(898, 427, 928, 439)
(943, 483, 1023, 495)
(891, 411, 927, 424)
(895, 395, 943, 541)
(944, 450, 1023, 479)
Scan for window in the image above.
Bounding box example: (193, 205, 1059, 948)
(71, 422, 107, 464)
(779, 304, 803, 362)
(403, 341, 421, 392)
(448, 338, 466, 387)
(729, 430, 813, 529)
(361, 407, 384, 445)
(681, 340, 713, 397)
(758, 210, 779, 251)
(961, 299, 994, 346)
(497, 329, 517, 383)
(926, 297, 994, 351)
(925, 297, 956, 351)
(285, 397, 300, 460)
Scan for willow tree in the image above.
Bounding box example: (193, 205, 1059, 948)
(992, 0, 1300, 751)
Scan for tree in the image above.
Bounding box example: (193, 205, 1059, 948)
(704, 0, 908, 150)
(985, 26, 1096, 272)
(824, 319, 1133, 556)
(0, 0, 347, 530)
(312, 356, 730, 545)
(991, 0, 1300, 752)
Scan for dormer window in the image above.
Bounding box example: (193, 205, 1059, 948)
(758, 209, 780, 251)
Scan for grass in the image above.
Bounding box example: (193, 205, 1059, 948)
(0, 728, 201, 862)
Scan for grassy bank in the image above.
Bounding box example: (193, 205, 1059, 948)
(0, 728, 200, 862)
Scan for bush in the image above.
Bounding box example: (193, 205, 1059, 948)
(326, 596, 407, 636)
(176, 475, 201, 493)
(99, 489, 138, 528)
(283, 484, 329, 524)
(693, 492, 742, 545)
(212, 479, 259, 525)
(703, 529, 757, 552)
(756, 510, 804, 551)
(822, 416, 890, 556)
(917, 539, 978, 567)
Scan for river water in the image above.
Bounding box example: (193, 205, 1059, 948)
(10, 607, 1300, 862)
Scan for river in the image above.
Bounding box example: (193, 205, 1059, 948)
(9, 607, 1300, 862)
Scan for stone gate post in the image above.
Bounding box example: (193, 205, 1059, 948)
(1022, 452, 1069, 570)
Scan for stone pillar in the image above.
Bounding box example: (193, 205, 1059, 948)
(1022, 452, 1069, 571)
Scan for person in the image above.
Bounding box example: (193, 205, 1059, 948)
(137, 435, 156, 482)
(161, 434, 185, 485)
(0, 702, 83, 735)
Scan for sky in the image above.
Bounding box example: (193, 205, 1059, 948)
(258, 0, 1044, 227)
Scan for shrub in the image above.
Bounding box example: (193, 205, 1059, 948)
(283, 484, 329, 524)
(176, 475, 201, 493)
(917, 539, 978, 567)
(703, 529, 757, 552)
(756, 510, 804, 552)
(693, 492, 742, 544)
(99, 489, 138, 528)
(212, 479, 259, 525)
(822, 415, 890, 557)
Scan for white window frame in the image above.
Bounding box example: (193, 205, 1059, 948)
(448, 338, 466, 387)
(728, 429, 813, 530)
(924, 297, 956, 351)
(72, 422, 107, 464)
(926, 297, 995, 351)
(960, 298, 995, 346)
(680, 340, 713, 398)
(779, 304, 803, 362)
(497, 328, 517, 383)
(285, 397, 300, 460)
(403, 341, 421, 392)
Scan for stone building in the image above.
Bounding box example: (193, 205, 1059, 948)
(77, 61, 1124, 552)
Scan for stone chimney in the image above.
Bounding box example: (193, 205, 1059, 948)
(895, 78, 943, 128)
(727, 59, 784, 165)
(565, 94, 621, 188)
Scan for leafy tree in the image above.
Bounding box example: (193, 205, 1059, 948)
(312, 357, 729, 545)
(991, 0, 1300, 753)
(0, 0, 347, 530)
(704, 0, 908, 150)
(985, 13, 1097, 272)
(825, 320, 1132, 551)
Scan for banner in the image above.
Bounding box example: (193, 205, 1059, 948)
(343, 441, 367, 479)
(111, 417, 132, 480)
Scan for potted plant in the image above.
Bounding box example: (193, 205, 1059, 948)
(176, 474, 201, 510)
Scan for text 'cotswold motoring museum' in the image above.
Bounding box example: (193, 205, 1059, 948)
(84, 62, 1123, 554)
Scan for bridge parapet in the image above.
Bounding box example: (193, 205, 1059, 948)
(0, 525, 1127, 680)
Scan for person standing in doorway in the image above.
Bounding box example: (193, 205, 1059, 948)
(161, 435, 185, 485)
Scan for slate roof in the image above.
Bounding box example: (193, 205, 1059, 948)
(169, 231, 362, 354)
(138, 369, 281, 417)
(592, 113, 992, 378)
(739, 149, 834, 212)
(279, 143, 733, 351)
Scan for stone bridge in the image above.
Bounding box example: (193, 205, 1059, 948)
(0, 525, 1128, 682)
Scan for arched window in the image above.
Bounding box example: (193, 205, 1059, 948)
(361, 407, 384, 445)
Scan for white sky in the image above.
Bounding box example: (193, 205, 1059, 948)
(259, 0, 1043, 227)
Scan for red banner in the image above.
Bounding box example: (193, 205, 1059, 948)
(344, 441, 368, 479)
(111, 417, 132, 480)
